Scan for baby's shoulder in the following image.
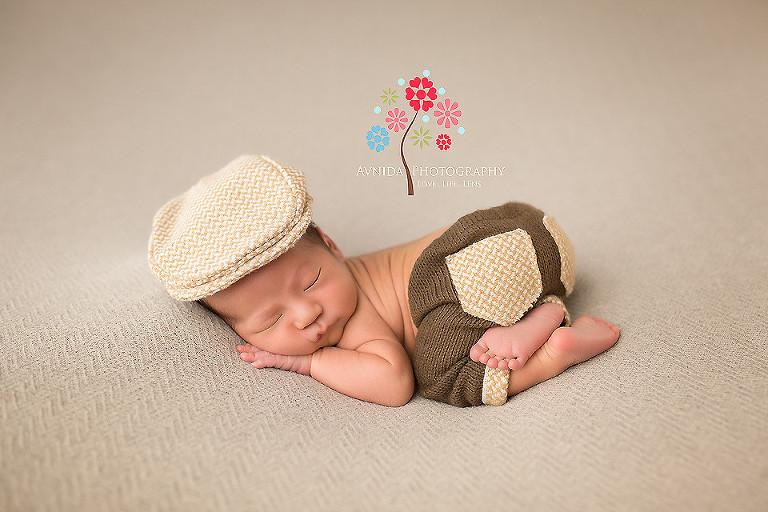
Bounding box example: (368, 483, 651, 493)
(342, 227, 449, 351)
(336, 287, 400, 350)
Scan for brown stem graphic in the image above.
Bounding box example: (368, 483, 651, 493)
(400, 112, 419, 195)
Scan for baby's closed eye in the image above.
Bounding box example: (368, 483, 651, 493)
(304, 269, 321, 291)
(256, 313, 282, 332)
(268, 314, 282, 328)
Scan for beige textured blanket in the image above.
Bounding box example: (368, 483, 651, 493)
(2, 1, 766, 510)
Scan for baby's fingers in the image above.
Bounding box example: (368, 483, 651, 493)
(237, 345, 272, 364)
(251, 351, 280, 370)
(239, 351, 257, 363)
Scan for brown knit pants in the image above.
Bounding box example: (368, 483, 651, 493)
(407, 202, 575, 407)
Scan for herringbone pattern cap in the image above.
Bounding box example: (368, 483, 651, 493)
(148, 155, 312, 300)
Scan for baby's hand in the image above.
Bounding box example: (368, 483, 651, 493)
(236, 344, 312, 376)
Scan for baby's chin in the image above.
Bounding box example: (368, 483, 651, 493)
(323, 319, 349, 347)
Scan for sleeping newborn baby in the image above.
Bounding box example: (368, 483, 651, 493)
(148, 155, 619, 407)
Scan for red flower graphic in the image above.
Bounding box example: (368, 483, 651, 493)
(386, 108, 408, 132)
(434, 99, 461, 128)
(436, 133, 452, 150)
(405, 77, 438, 112)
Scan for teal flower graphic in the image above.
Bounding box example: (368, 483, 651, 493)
(366, 126, 390, 152)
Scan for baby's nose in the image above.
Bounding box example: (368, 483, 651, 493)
(292, 300, 322, 330)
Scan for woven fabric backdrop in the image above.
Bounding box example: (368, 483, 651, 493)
(2, 1, 767, 510)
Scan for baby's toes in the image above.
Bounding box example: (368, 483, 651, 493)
(469, 341, 489, 362)
(495, 357, 519, 371)
(501, 357, 523, 371)
(469, 346, 481, 362)
(594, 317, 620, 334)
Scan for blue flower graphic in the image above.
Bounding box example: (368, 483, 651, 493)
(366, 125, 390, 152)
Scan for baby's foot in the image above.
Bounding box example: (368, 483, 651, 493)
(470, 302, 565, 371)
(545, 315, 620, 367)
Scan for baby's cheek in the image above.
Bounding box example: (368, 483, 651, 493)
(263, 329, 308, 356)
(342, 277, 360, 311)
(238, 333, 270, 353)
(252, 337, 278, 354)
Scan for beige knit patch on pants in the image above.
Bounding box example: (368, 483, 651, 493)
(543, 215, 575, 296)
(445, 229, 543, 327)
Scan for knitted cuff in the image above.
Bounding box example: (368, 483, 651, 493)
(480, 295, 570, 406)
(482, 366, 509, 406)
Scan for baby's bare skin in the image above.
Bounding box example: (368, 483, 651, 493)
(343, 226, 449, 358)
(230, 227, 620, 406)
(470, 302, 567, 371)
(334, 228, 619, 396)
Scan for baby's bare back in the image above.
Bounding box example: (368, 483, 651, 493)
(343, 227, 448, 357)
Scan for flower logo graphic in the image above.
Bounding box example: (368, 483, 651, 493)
(436, 133, 451, 150)
(410, 127, 432, 148)
(405, 77, 438, 112)
(366, 126, 390, 152)
(434, 99, 461, 129)
(386, 108, 408, 133)
(366, 69, 466, 195)
(380, 88, 399, 106)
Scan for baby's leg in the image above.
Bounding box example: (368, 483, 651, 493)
(470, 302, 565, 371)
(507, 315, 620, 395)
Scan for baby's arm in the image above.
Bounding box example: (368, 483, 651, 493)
(310, 339, 414, 407)
(238, 339, 414, 407)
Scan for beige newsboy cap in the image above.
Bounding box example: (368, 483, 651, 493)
(148, 155, 313, 301)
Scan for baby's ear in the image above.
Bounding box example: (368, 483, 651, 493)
(316, 227, 345, 260)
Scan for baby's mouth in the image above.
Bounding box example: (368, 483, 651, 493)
(312, 324, 328, 343)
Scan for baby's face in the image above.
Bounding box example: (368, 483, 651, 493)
(204, 237, 358, 356)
